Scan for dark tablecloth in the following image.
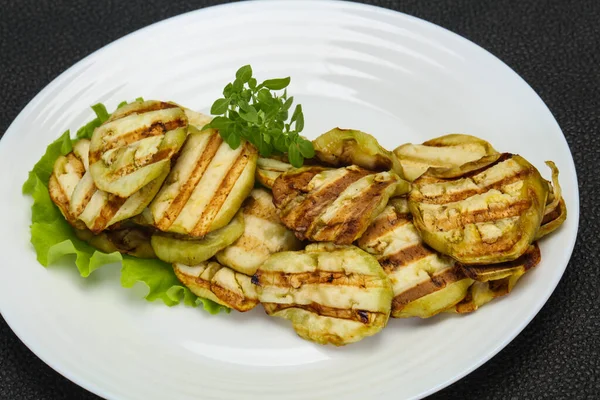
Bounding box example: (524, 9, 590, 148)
(1, 0, 598, 399)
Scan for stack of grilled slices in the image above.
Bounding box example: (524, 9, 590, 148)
(49, 101, 566, 346)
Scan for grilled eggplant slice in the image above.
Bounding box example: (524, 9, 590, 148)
(272, 166, 406, 244)
(254, 243, 393, 345)
(313, 128, 404, 177)
(536, 161, 566, 240)
(173, 261, 258, 312)
(394, 134, 498, 181)
(74, 225, 156, 258)
(450, 244, 541, 313)
(408, 153, 548, 264)
(358, 198, 472, 318)
(150, 128, 258, 237)
(151, 212, 244, 265)
(89, 100, 188, 197)
(215, 189, 302, 275)
(48, 152, 87, 229)
(255, 157, 294, 189)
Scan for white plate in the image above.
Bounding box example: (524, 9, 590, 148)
(0, 1, 579, 399)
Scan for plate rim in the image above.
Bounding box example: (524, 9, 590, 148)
(0, 1, 580, 399)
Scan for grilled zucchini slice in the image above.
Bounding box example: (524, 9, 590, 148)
(408, 153, 549, 264)
(173, 261, 258, 312)
(215, 189, 302, 275)
(313, 128, 404, 177)
(449, 244, 541, 313)
(48, 152, 87, 229)
(394, 134, 498, 181)
(151, 212, 244, 265)
(255, 157, 294, 189)
(254, 243, 392, 345)
(149, 127, 258, 237)
(89, 100, 188, 197)
(272, 166, 405, 244)
(358, 198, 472, 318)
(74, 225, 156, 258)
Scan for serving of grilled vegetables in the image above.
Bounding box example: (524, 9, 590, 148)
(253, 243, 393, 345)
(216, 188, 302, 275)
(42, 84, 567, 347)
(272, 165, 408, 244)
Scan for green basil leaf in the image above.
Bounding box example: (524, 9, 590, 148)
(298, 138, 315, 158)
(226, 133, 241, 149)
(239, 106, 258, 123)
(295, 109, 304, 133)
(291, 104, 302, 122)
(248, 78, 257, 90)
(273, 133, 288, 153)
(288, 143, 303, 167)
(262, 77, 291, 90)
(211, 98, 230, 115)
(235, 65, 253, 83)
(257, 89, 273, 105)
(282, 96, 294, 111)
(223, 83, 234, 98)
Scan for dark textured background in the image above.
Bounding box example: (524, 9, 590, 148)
(1, 0, 598, 399)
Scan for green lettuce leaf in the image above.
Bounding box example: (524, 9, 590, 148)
(23, 101, 228, 313)
(121, 256, 228, 314)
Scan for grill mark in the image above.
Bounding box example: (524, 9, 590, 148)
(191, 143, 256, 237)
(89, 195, 127, 233)
(457, 153, 513, 179)
(309, 178, 398, 244)
(460, 243, 541, 280)
(155, 134, 223, 231)
(263, 302, 384, 324)
(423, 199, 531, 232)
(109, 102, 177, 121)
(357, 208, 411, 247)
(392, 266, 466, 310)
(414, 168, 530, 205)
(279, 168, 370, 240)
(253, 270, 384, 289)
(272, 168, 323, 209)
(379, 244, 435, 273)
(89, 119, 185, 163)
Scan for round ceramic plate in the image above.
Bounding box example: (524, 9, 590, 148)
(0, 1, 579, 399)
